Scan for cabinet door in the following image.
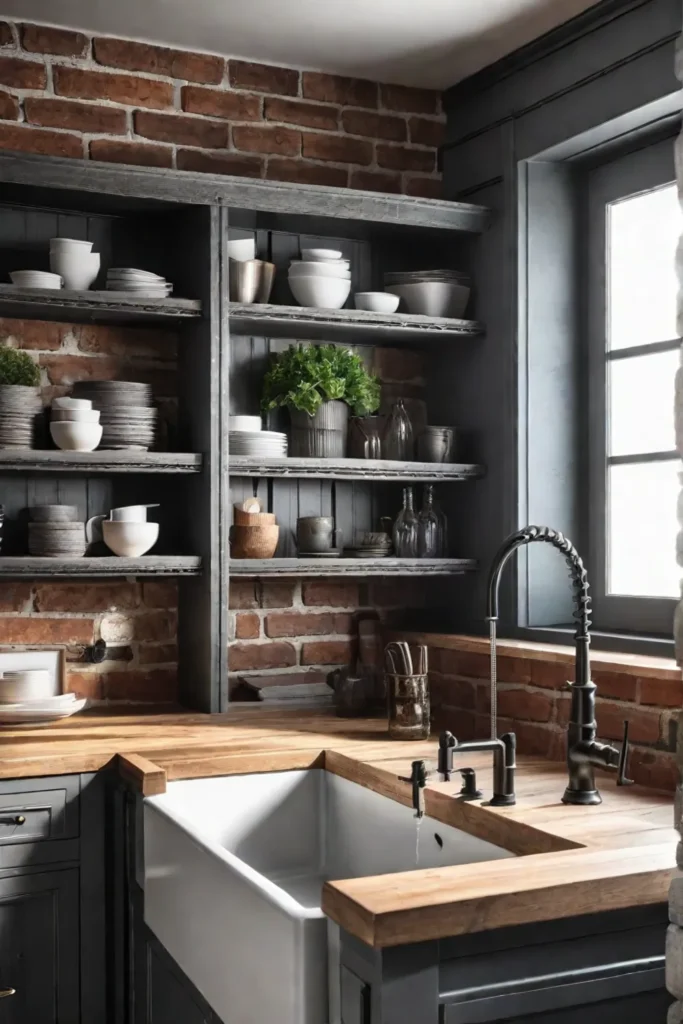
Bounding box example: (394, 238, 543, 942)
(0, 870, 79, 1024)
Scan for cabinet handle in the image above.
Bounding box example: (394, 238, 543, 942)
(0, 815, 25, 826)
(0, 988, 15, 998)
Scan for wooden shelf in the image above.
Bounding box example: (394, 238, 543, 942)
(228, 303, 483, 345)
(0, 285, 202, 325)
(0, 451, 203, 473)
(0, 556, 201, 578)
(229, 557, 477, 577)
(229, 456, 483, 482)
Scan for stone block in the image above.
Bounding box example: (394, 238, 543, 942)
(666, 924, 683, 999)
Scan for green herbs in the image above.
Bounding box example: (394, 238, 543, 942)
(0, 347, 40, 387)
(261, 344, 381, 417)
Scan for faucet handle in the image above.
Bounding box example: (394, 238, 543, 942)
(438, 731, 457, 781)
(458, 768, 484, 802)
(616, 720, 634, 787)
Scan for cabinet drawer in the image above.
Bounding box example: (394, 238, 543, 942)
(0, 776, 79, 846)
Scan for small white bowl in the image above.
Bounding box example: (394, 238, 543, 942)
(289, 262, 350, 280)
(229, 415, 262, 432)
(52, 397, 93, 410)
(50, 421, 103, 452)
(10, 270, 63, 290)
(227, 238, 256, 262)
(354, 292, 401, 314)
(289, 275, 351, 310)
(50, 250, 100, 291)
(0, 670, 53, 703)
(301, 248, 343, 262)
(51, 409, 100, 423)
(102, 520, 159, 557)
(50, 238, 94, 252)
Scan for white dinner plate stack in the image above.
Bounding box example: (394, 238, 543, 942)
(105, 268, 173, 298)
(229, 430, 288, 457)
(0, 693, 87, 727)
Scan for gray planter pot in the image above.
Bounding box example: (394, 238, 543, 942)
(289, 400, 349, 458)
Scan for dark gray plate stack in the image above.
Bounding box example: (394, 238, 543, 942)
(72, 381, 157, 451)
(0, 385, 42, 450)
(28, 504, 85, 557)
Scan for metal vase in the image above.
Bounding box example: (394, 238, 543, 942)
(289, 400, 349, 458)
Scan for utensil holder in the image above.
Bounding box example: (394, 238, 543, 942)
(386, 672, 430, 740)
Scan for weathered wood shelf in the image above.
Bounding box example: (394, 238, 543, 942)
(229, 557, 477, 577)
(0, 556, 202, 578)
(229, 456, 484, 482)
(0, 285, 202, 325)
(0, 451, 203, 473)
(229, 303, 483, 345)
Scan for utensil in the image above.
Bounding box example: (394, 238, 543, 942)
(354, 292, 400, 313)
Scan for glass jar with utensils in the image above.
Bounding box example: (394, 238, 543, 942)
(385, 641, 430, 740)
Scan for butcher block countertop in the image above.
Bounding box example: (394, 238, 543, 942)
(0, 708, 676, 947)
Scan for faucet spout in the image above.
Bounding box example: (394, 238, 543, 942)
(399, 759, 428, 818)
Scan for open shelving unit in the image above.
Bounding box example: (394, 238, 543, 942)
(0, 556, 202, 578)
(230, 557, 477, 578)
(0, 284, 202, 325)
(230, 456, 484, 482)
(0, 451, 202, 473)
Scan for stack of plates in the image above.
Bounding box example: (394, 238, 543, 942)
(72, 381, 157, 451)
(0, 385, 42, 450)
(0, 693, 87, 727)
(230, 430, 288, 457)
(105, 268, 173, 298)
(384, 269, 471, 319)
(28, 522, 86, 558)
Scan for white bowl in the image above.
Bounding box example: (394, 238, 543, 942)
(10, 270, 62, 290)
(386, 281, 471, 319)
(0, 670, 52, 703)
(227, 238, 256, 262)
(102, 520, 159, 557)
(52, 397, 92, 410)
(229, 415, 262, 432)
(301, 248, 343, 261)
(50, 250, 100, 291)
(110, 504, 159, 522)
(288, 275, 351, 310)
(50, 238, 94, 253)
(289, 262, 350, 280)
(51, 408, 100, 423)
(354, 292, 401, 313)
(50, 421, 103, 452)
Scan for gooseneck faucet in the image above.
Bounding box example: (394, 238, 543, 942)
(487, 525, 621, 805)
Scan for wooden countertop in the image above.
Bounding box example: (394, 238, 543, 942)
(0, 708, 675, 947)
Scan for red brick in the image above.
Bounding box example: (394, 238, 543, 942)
(104, 667, 178, 702)
(433, 704, 476, 739)
(0, 617, 94, 644)
(303, 72, 377, 108)
(72, 324, 177, 361)
(229, 580, 259, 609)
(0, 582, 31, 612)
(94, 37, 224, 84)
(35, 582, 139, 613)
(142, 582, 178, 609)
(54, 66, 173, 110)
(408, 116, 444, 147)
(0, 123, 82, 159)
(301, 639, 355, 666)
(135, 610, 177, 642)
(21, 24, 88, 57)
(176, 149, 263, 177)
(497, 656, 533, 684)
(0, 56, 46, 89)
(235, 612, 260, 640)
(265, 97, 338, 131)
(265, 611, 352, 638)
(595, 701, 662, 744)
(342, 110, 406, 142)
(266, 158, 347, 187)
(25, 97, 127, 135)
(475, 683, 491, 715)
(497, 686, 553, 723)
(556, 693, 572, 725)
(350, 169, 401, 193)
(439, 650, 490, 679)
(233, 124, 300, 156)
(529, 659, 571, 690)
(373, 347, 424, 383)
(381, 84, 439, 115)
(89, 139, 173, 168)
(0, 23, 12, 46)
(629, 747, 677, 792)
(261, 582, 296, 608)
(432, 675, 476, 710)
(0, 317, 68, 351)
(0, 90, 18, 121)
(135, 110, 227, 148)
(377, 144, 435, 173)
(592, 669, 637, 702)
(302, 132, 372, 166)
(639, 676, 683, 708)
(229, 60, 299, 96)
(67, 670, 104, 701)
(40, 353, 118, 385)
(406, 176, 443, 199)
(229, 641, 296, 671)
(302, 581, 358, 607)
(181, 85, 261, 120)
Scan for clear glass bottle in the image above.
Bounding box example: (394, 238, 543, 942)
(393, 486, 418, 557)
(418, 484, 441, 558)
(383, 398, 414, 461)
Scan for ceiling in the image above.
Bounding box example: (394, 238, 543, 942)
(3, 0, 603, 89)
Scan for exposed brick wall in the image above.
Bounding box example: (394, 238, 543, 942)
(0, 20, 444, 196)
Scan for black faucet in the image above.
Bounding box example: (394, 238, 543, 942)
(438, 730, 516, 806)
(399, 759, 428, 818)
(487, 525, 622, 805)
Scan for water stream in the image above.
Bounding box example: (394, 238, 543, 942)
(414, 816, 422, 867)
(489, 618, 498, 740)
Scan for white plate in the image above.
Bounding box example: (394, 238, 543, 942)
(0, 697, 86, 726)
(0, 693, 77, 709)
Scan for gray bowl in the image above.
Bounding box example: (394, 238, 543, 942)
(29, 504, 80, 523)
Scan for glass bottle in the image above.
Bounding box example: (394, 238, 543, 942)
(393, 486, 418, 557)
(418, 484, 441, 558)
(383, 398, 414, 461)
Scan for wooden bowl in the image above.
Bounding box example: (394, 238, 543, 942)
(230, 524, 279, 559)
(233, 508, 277, 527)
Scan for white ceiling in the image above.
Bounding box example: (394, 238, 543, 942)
(2, 0, 603, 89)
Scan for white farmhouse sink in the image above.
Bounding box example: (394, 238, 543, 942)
(143, 769, 513, 1024)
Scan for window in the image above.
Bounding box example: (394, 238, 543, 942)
(587, 139, 681, 634)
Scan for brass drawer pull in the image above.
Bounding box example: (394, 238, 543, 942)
(0, 987, 16, 998)
(0, 815, 25, 826)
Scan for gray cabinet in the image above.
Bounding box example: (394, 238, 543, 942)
(0, 870, 80, 1023)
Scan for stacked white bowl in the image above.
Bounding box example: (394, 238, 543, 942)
(288, 248, 351, 310)
(0, 670, 86, 725)
(49, 238, 100, 291)
(105, 268, 173, 298)
(50, 396, 102, 452)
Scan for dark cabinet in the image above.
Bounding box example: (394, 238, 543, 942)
(0, 870, 79, 1024)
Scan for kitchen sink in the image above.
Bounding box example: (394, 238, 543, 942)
(143, 769, 513, 1024)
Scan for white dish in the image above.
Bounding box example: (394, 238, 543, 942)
(51, 409, 100, 423)
(107, 268, 165, 280)
(10, 270, 62, 290)
(288, 275, 351, 310)
(227, 238, 256, 262)
(354, 292, 400, 313)
(110, 504, 159, 522)
(0, 693, 77, 710)
(52, 397, 92, 410)
(0, 698, 86, 726)
(386, 281, 470, 319)
(229, 415, 262, 432)
(0, 669, 52, 703)
(301, 248, 343, 261)
(102, 520, 159, 557)
(50, 421, 103, 452)
(50, 250, 100, 291)
(50, 238, 93, 252)
(289, 263, 351, 280)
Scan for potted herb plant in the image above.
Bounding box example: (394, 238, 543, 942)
(0, 348, 42, 450)
(261, 344, 380, 457)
